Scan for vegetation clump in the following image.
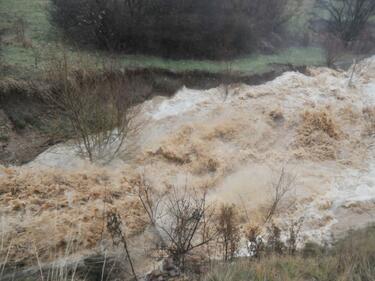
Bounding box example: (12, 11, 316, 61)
(205, 226, 375, 281)
(50, 0, 293, 59)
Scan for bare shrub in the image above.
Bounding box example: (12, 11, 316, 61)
(245, 168, 295, 257)
(316, 0, 375, 44)
(321, 33, 345, 68)
(265, 224, 285, 255)
(132, 178, 218, 269)
(245, 225, 263, 258)
(130, 174, 165, 226)
(206, 227, 375, 281)
(158, 186, 217, 268)
(216, 204, 240, 261)
(106, 210, 138, 281)
(239, 167, 295, 258)
(44, 51, 141, 163)
(286, 218, 304, 255)
(264, 167, 295, 224)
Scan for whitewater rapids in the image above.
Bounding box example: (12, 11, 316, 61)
(1, 57, 375, 264)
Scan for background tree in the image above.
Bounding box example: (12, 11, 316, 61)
(316, 0, 375, 44)
(50, 0, 294, 59)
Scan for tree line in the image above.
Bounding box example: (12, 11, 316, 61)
(50, 0, 290, 59)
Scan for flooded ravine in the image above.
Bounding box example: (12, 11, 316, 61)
(1, 57, 375, 266)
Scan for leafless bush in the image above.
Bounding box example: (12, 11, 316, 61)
(132, 177, 218, 270)
(244, 225, 262, 258)
(216, 204, 240, 261)
(262, 169, 297, 255)
(130, 174, 165, 226)
(321, 33, 345, 68)
(316, 0, 375, 44)
(239, 167, 295, 258)
(44, 51, 141, 163)
(106, 210, 138, 281)
(265, 224, 285, 255)
(286, 217, 304, 255)
(264, 167, 295, 224)
(158, 186, 217, 268)
(134, 168, 296, 265)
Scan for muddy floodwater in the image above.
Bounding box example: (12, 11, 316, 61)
(1, 57, 375, 265)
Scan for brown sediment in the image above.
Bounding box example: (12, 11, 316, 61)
(0, 167, 148, 265)
(1, 57, 375, 269)
(295, 109, 342, 161)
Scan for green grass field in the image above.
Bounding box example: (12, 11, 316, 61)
(0, 0, 325, 80)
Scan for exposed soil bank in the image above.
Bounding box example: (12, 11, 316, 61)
(0, 64, 306, 165)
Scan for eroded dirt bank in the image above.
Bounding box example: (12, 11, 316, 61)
(1, 57, 375, 275)
(0, 65, 302, 165)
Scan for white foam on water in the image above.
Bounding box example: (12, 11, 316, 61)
(150, 86, 217, 120)
(363, 83, 375, 105)
(26, 144, 86, 170)
(19, 55, 375, 248)
(331, 163, 375, 207)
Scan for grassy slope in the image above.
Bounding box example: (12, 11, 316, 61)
(0, 0, 325, 80)
(205, 226, 375, 281)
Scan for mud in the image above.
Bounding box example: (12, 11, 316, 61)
(1, 57, 375, 269)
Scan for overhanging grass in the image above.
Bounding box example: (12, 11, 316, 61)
(113, 47, 325, 74)
(1, 45, 325, 80)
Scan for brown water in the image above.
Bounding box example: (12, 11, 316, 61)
(1, 56, 375, 265)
